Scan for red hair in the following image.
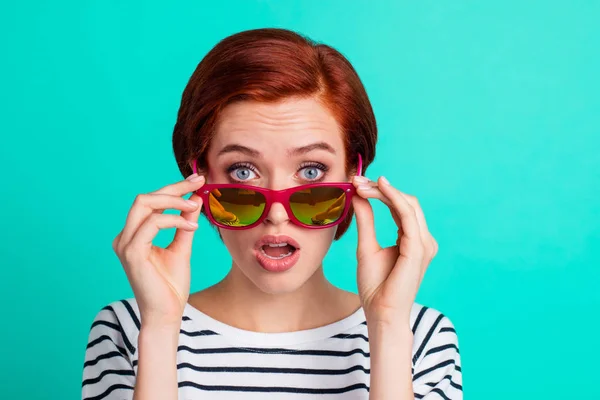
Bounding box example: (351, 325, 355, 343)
(172, 28, 377, 240)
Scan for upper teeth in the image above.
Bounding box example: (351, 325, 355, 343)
(267, 242, 288, 247)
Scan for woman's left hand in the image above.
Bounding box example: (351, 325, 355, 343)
(351, 175, 438, 328)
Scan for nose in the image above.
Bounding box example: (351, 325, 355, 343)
(263, 201, 290, 226)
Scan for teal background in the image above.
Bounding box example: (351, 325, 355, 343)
(1, 1, 598, 399)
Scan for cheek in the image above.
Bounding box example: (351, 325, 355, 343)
(302, 228, 337, 258)
(220, 230, 253, 258)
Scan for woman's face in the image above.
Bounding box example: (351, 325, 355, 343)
(204, 96, 350, 295)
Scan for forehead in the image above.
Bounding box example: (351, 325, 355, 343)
(210, 97, 344, 154)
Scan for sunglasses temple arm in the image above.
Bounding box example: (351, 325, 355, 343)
(357, 153, 363, 176)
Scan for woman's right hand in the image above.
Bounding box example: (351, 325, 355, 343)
(112, 173, 206, 328)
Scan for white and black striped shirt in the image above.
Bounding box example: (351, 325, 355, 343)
(82, 298, 462, 399)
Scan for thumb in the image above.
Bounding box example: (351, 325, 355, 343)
(169, 193, 203, 256)
(352, 194, 381, 260)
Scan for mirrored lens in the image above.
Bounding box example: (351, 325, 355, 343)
(289, 186, 346, 226)
(208, 188, 266, 227)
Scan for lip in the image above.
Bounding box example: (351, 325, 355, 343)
(254, 234, 301, 251)
(254, 234, 301, 273)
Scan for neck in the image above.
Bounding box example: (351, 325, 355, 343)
(190, 263, 360, 333)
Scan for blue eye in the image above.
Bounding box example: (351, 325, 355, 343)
(234, 169, 253, 180)
(227, 163, 257, 182)
(298, 162, 329, 182)
(302, 167, 321, 180)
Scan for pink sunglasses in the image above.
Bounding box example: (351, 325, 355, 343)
(191, 154, 363, 230)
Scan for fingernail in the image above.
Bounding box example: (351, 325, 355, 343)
(186, 173, 198, 181)
(353, 176, 369, 183)
(358, 184, 372, 190)
(185, 200, 198, 207)
(190, 175, 205, 182)
(187, 220, 198, 227)
(380, 176, 390, 185)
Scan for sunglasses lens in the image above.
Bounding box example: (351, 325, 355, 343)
(207, 188, 266, 227)
(289, 186, 347, 226)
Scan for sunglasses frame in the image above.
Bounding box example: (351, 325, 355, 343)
(191, 153, 363, 230)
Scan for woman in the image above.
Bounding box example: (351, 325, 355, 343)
(82, 28, 462, 400)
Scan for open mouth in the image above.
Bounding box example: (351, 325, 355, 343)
(260, 243, 298, 260)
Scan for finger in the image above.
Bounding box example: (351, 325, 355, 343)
(353, 178, 403, 228)
(126, 213, 198, 260)
(374, 176, 426, 295)
(351, 193, 381, 259)
(168, 192, 204, 256)
(119, 193, 201, 248)
(409, 197, 429, 231)
(376, 177, 422, 242)
(390, 207, 405, 241)
(119, 176, 206, 248)
(112, 230, 123, 253)
(154, 174, 206, 196)
(405, 198, 438, 288)
(403, 194, 437, 262)
(353, 177, 390, 204)
(403, 194, 431, 238)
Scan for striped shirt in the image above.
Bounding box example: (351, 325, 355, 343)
(82, 298, 462, 399)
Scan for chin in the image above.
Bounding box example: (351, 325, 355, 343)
(243, 256, 318, 295)
(252, 279, 303, 295)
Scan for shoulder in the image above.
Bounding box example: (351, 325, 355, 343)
(409, 302, 458, 336)
(87, 298, 141, 357)
(409, 302, 459, 366)
(409, 303, 463, 397)
(83, 299, 140, 397)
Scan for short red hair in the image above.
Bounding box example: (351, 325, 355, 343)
(172, 28, 377, 240)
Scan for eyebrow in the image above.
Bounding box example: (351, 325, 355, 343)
(217, 144, 261, 158)
(290, 142, 337, 156)
(217, 141, 336, 158)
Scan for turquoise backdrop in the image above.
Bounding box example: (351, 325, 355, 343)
(1, 1, 598, 399)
